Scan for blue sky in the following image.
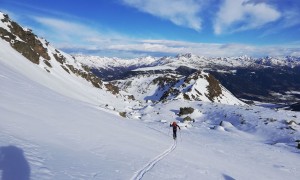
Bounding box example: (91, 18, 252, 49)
(1, 0, 300, 58)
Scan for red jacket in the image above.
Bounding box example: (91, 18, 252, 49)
(170, 122, 180, 131)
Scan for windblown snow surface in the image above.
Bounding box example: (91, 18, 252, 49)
(1, 38, 300, 180)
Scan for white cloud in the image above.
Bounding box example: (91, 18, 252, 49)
(80, 39, 300, 58)
(32, 17, 102, 41)
(282, 9, 300, 28)
(31, 16, 131, 50)
(121, 0, 203, 31)
(30, 16, 298, 58)
(214, 0, 281, 34)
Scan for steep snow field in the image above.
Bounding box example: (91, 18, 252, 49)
(1, 38, 300, 180)
(0, 39, 173, 179)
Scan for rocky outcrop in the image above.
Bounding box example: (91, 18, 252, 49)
(155, 71, 242, 104)
(205, 74, 222, 101)
(66, 64, 103, 88)
(178, 107, 194, 116)
(0, 14, 50, 64)
(153, 75, 178, 87)
(0, 13, 105, 90)
(105, 83, 119, 95)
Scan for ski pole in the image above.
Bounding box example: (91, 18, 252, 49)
(168, 127, 170, 136)
(180, 130, 182, 142)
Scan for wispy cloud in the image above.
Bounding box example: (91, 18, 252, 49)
(281, 9, 300, 28)
(103, 39, 300, 57)
(214, 0, 281, 34)
(121, 0, 203, 31)
(58, 36, 300, 58)
(33, 17, 99, 39)
(21, 8, 300, 58)
(31, 16, 128, 48)
(249, 0, 300, 29)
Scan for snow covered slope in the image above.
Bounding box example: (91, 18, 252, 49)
(0, 48, 174, 179)
(1, 53, 300, 179)
(1, 12, 300, 180)
(114, 71, 244, 105)
(0, 12, 136, 110)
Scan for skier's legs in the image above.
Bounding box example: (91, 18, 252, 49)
(173, 130, 177, 139)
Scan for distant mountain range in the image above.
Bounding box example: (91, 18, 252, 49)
(75, 53, 300, 71)
(75, 54, 300, 106)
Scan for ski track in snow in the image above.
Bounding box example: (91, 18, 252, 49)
(130, 140, 177, 180)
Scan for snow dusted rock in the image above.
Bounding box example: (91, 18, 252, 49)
(114, 69, 244, 105)
(287, 120, 300, 131)
(159, 71, 244, 105)
(0, 13, 104, 89)
(0, 13, 50, 64)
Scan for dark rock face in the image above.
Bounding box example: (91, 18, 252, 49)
(179, 107, 194, 116)
(160, 88, 180, 101)
(289, 103, 300, 112)
(185, 71, 204, 83)
(43, 60, 52, 68)
(126, 95, 135, 100)
(0, 14, 50, 64)
(10, 22, 50, 60)
(119, 112, 126, 118)
(12, 40, 40, 64)
(205, 74, 222, 101)
(0, 27, 15, 41)
(53, 50, 66, 64)
(105, 83, 119, 94)
(175, 66, 197, 76)
(66, 64, 103, 88)
(0, 13, 104, 89)
(153, 75, 178, 87)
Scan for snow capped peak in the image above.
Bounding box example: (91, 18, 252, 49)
(0, 12, 9, 20)
(74, 54, 159, 69)
(0, 11, 5, 18)
(75, 54, 300, 73)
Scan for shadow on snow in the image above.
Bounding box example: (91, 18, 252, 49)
(0, 145, 30, 180)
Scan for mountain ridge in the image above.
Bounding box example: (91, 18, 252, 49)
(75, 53, 300, 71)
(75, 53, 300, 105)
